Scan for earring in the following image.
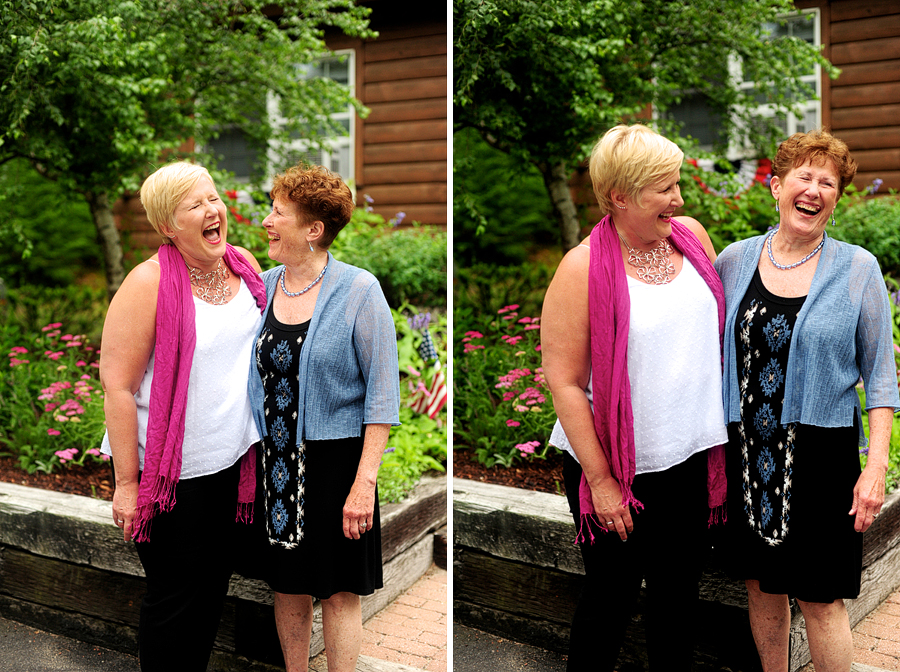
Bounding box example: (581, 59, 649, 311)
(775, 202, 779, 213)
(309, 241, 315, 252)
(832, 211, 836, 226)
(615, 203, 626, 210)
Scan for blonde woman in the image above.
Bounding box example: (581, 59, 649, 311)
(543, 125, 727, 671)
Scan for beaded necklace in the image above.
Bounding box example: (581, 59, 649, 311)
(766, 227, 826, 271)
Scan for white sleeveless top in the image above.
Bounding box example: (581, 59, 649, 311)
(102, 276, 263, 479)
(549, 256, 727, 474)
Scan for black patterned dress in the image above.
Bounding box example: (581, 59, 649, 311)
(246, 304, 383, 598)
(723, 269, 862, 602)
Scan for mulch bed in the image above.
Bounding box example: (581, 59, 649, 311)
(452, 447, 567, 496)
(0, 448, 565, 502)
(0, 454, 114, 501)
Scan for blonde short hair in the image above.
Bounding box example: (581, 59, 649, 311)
(589, 125, 684, 215)
(140, 162, 215, 244)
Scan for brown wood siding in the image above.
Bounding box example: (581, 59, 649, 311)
(346, 16, 447, 226)
(826, 0, 900, 192)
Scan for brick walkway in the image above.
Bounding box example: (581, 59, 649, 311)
(798, 587, 900, 671)
(310, 564, 447, 672)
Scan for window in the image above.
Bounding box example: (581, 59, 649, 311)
(206, 50, 356, 187)
(737, 9, 821, 151)
(665, 9, 821, 159)
(270, 51, 356, 187)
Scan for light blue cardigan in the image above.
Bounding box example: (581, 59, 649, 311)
(715, 234, 900, 446)
(248, 253, 401, 444)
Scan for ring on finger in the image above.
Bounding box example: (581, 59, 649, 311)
(360, 521, 367, 530)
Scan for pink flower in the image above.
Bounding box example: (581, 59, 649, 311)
(66, 341, 82, 348)
(9, 358, 30, 366)
(535, 344, 542, 352)
(464, 331, 484, 339)
(81, 374, 91, 380)
(42, 322, 62, 332)
(502, 391, 515, 401)
(76, 360, 87, 366)
(47, 429, 62, 437)
(497, 305, 520, 314)
(9, 346, 28, 355)
(86, 448, 101, 457)
(463, 343, 485, 354)
(506, 419, 521, 427)
(54, 448, 78, 462)
(516, 440, 540, 455)
(61, 334, 73, 341)
(514, 404, 529, 412)
(524, 324, 541, 331)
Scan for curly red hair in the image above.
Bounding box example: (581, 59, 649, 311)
(270, 164, 354, 248)
(772, 130, 858, 198)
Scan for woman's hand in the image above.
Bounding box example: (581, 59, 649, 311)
(850, 465, 886, 533)
(851, 407, 893, 533)
(112, 481, 139, 542)
(342, 479, 376, 540)
(588, 475, 634, 541)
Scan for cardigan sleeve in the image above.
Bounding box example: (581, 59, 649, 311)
(854, 251, 900, 412)
(352, 278, 401, 426)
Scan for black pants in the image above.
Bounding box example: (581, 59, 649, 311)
(563, 450, 709, 672)
(134, 461, 242, 671)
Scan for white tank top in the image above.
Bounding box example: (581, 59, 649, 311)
(103, 277, 263, 479)
(550, 256, 727, 473)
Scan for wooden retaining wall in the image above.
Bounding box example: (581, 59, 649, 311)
(453, 477, 900, 672)
(0, 474, 446, 671)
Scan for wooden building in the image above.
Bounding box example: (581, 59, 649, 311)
(116, 2, 447, 255)
(798, 0, 900, 191)
(330, 1, 447, 226)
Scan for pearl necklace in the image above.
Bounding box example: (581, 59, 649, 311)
(188, 259, 231, 305)
(618, 231, 675, 285)
(280, 263, 328, 297)
(766, 227, 826, 270)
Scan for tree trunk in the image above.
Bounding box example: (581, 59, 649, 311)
(86, 191, 125, 302)
(541, 160, 581, 252)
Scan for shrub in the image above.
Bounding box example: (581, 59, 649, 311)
(830, 185, 900, 278)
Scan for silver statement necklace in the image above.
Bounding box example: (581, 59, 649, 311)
(188, 259, 232, 305)
(766, 227, 826, 270)
(618, 231, 675, 285)
(280, 263, 328, 298)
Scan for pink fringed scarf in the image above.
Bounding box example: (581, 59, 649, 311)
(132, 243, 267, 543)
(578, 215, 727, 543)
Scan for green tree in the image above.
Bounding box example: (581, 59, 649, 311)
(0, 0, 373, 299)
(454, 0, 838, 251)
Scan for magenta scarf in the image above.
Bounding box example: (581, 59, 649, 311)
(131, 243, 267, 542)
(578, 215, 727, 543)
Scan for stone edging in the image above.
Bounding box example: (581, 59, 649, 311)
(0, 473, 447, 670)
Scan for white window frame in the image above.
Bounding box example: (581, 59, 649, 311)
(729, 8, 821, 160)
(661, 8, 822, 161)
(265, 49, 356, 190)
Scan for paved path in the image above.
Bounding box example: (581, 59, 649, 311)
(453, 584, 900, 672)
(799, 586, 900, 672)
(0, 565, 446, 672)
(311, 565, 447, 672)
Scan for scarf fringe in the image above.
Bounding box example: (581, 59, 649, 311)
(236, 501, 254, 525)
(708, 503, 727, 528)
(131, 503, 157, 543)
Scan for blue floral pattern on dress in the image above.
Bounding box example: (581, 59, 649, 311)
(271, 416, 289, 451)
(270, 340, 293, 373)
(763, 314, 791, 352)
(756, 447, 775, 484)
(275, 378, 293, 411)
(759, 358, 785, 397)
(271, 499, 288, 534)
(760, 491, 773, 528)
(753, 403, 777, 440)
(271, 457, 289, 493)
